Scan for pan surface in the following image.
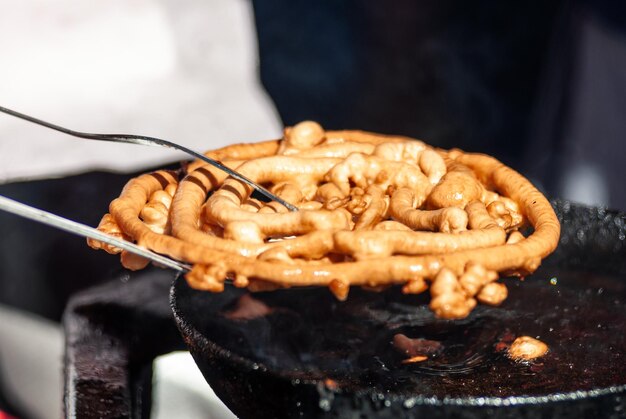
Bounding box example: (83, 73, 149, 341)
(171, 201, 626, 418)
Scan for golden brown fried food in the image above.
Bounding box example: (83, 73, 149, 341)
(88, 121, 560, 319)
(507, 336, 549, 361)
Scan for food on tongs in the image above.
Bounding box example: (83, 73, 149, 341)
(88, 121, 560, 319)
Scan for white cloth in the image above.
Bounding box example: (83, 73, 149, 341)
(0, 305, 63, 419)
(0, 0, 281, 182)
(153, 352, 237, 419)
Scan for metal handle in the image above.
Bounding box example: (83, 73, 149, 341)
(0, 105, 298, 212)
(0, 195, 190, 272)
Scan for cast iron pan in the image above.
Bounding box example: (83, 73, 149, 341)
(171, 200, 626, 418)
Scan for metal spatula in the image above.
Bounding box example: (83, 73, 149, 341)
(0, 105, 298, 211)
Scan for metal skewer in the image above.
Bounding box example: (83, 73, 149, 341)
(0, 195, 191, 272)
(0, 105, 298, 212)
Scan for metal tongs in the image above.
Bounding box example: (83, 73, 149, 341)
(0, 106, 298, 212)
(0, 195, 190, 272)
(0, 105, 298, 270)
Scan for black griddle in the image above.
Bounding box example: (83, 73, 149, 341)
(62, 200, 625, 418)
(171, 200, 626, 418)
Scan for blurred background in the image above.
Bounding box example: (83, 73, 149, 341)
(0, 0, 624, 417)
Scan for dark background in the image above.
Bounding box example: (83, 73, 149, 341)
(253, 0, 626, 208)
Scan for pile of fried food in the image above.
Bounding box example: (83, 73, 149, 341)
(88, 121, 560, 319)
